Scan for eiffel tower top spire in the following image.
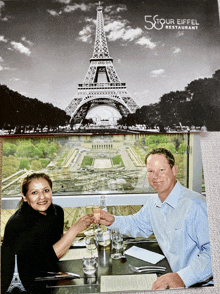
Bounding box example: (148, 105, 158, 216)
(91, 2, 112, 61)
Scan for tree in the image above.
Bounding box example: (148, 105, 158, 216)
(3, 142, 17, 156)
(19, 158, 30, 170)
(2, 155, 20, 177)
(185, 76, 220, 130)
(166, 143, 176, 154)
(145, 135, 168, 146)
(47, 146, 57, 159)
(178, 143, 187, 154)
(0, 84, 70, 133)
(16, 142, 36, 158)
(39, 159, 50, 168)
(159, 91, 188, 128)
(31, 160, 42, 171)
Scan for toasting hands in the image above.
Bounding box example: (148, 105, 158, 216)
(74, 214, 94, 234)
(93, 209, 115, 226)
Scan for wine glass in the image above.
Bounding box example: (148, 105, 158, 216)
(85, 205, 94, 234)
(93, 204, 100, 223)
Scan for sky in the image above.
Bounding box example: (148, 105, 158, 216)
(0, 0, 220, 114)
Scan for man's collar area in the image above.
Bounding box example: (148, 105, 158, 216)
(155, 180, 182, 209)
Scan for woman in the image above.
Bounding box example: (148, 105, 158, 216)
(1, 172, 93, 294)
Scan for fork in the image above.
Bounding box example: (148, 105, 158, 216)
(129, 264, 166, 272)
(130, 268, 166, 273)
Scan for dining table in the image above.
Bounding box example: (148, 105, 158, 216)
(40, 236, 172, 294)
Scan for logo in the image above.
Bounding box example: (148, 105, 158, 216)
(145, 15, 200, 30)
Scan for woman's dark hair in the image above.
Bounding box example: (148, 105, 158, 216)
(145, 148, 175, 168)
(22, 172, 52, 196)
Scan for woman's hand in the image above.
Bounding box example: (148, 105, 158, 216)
(74, 214, 94, 234)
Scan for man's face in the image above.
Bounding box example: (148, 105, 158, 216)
(146, 154, 177, 201)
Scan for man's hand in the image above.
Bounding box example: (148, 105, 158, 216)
(152, 273, 185, 290)
(94, 209, 115, 226)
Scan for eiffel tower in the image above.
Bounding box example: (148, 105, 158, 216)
(7, 254, 26, 293)
(65, 2, 139, 124)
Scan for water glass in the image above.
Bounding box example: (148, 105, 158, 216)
(95, 227, 111, 247)
(111, 230, 123, 259)
(85, 235, 96, 256)
(83, 256, 97, 275)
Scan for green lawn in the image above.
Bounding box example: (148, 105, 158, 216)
(112, 155, 124, 167)
(81, 156, 93, 167)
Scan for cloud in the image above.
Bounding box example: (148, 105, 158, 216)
(21, 37, 34, 46)
(64, 3, 90, 13)
(0, 56, 4, 62)
(173, 47, 181, 54)
(10, 77, 21, 81)
(104, 4, 127, 15)
(104, 20, 142, 42)
(177, 31, 184, 37)
(0, 64, 15, 71)
(47, 2, 91, 16)
(0, 35, 7, 42)
(150, 69, 166, 77)
(116, 6, 127, 13)
(136, 36, 156, 49)
(78, 24, 94, 43)
(0, 0, 9, 21)
(10, 41, 31, 56)
(47, 9, 61, 16)
(55, 0, 71, 3)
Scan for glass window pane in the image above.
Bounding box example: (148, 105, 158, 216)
(2, 133, 189, 198)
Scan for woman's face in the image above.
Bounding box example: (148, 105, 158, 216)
(22, 178, 52, 215)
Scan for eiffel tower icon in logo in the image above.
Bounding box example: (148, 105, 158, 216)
(7, 254, 26, 293)
(66, 2, 139, 125)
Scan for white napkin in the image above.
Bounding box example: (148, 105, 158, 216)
(124, 246, 165, 264)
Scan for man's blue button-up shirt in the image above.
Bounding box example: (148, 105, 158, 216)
(109, 181, 213, 287)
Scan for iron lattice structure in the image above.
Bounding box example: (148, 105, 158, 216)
(7, 254, 27, 293)
(65, 3, 139, 124)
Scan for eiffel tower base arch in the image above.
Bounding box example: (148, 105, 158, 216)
(69, 97, 131, 125)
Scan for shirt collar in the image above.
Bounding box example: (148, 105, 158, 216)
(155, 180, 182, 209)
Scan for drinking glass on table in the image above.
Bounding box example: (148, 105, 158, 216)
(83, 256, 97, 275)
(111, 230, 123, 259)
(85, 235, 97, 257)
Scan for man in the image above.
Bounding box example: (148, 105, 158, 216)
(97, 148, 213, 290)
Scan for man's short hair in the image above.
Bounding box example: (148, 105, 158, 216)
(145, 148, 175, 168)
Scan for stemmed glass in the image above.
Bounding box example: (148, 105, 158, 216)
(85, 205, 94, 234)
(111, 229, 123, 259)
